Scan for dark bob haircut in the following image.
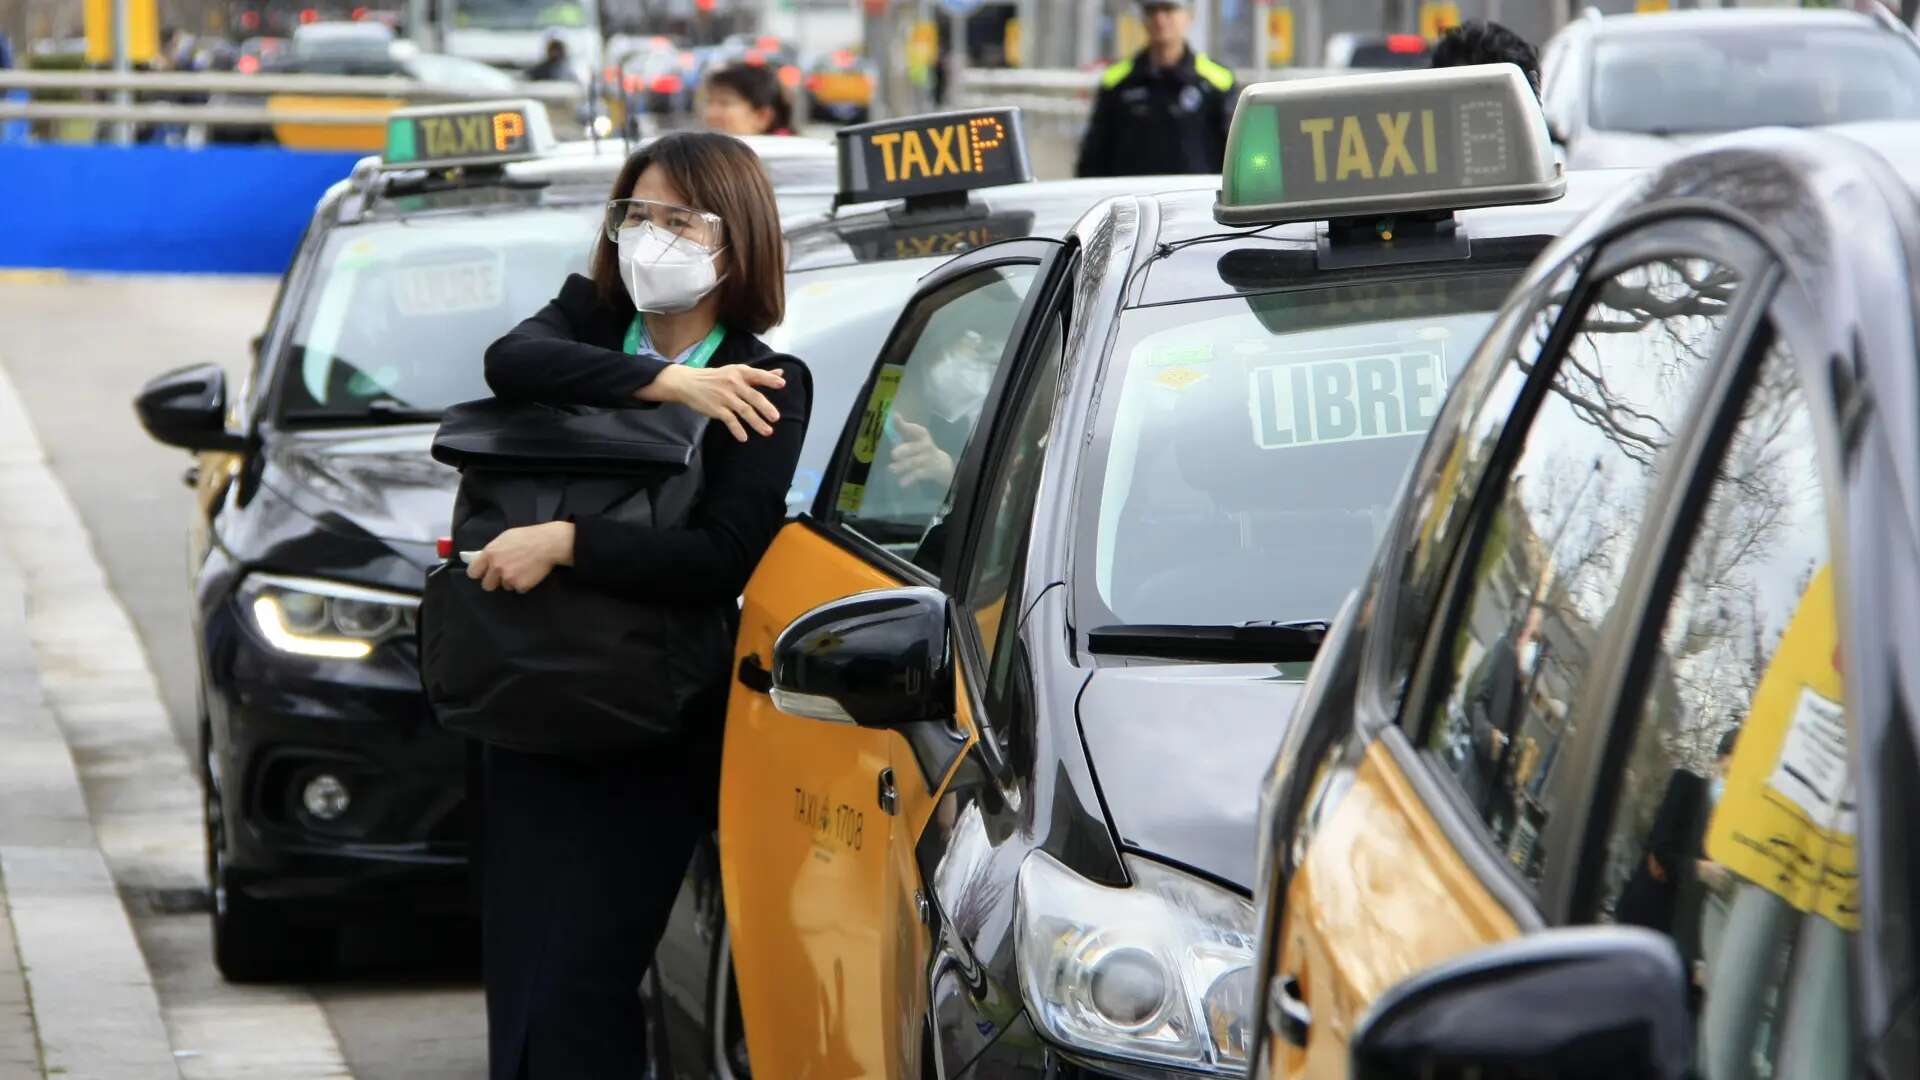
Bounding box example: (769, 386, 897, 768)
(590, 131, 786, 334)
(706, 62, 794, 135)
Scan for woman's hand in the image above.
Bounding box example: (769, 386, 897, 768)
(468, 521, 575, 593)
(639, 363, 786, 442)
(887, 419, 955, 488)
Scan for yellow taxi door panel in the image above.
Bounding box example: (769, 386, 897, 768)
(723, 522, 901, 1078)
(1273, 739, 1518, 1079)
(721, 522, 978, 1079)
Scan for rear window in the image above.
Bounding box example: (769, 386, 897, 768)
(1591, 28, 1920, 134)
(1079, 270, 1522, 631)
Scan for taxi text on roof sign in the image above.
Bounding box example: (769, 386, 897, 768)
(1215, 66, 1562, 226)
(834, 108, 1035, 209)
(381, 99, 557, 172)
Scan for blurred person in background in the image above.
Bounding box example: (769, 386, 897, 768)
(529, 35, 571, 82)
(1076, 0, 1237, 177)
(703, 63, 794, 136)
(1431, 19, 1540, 98)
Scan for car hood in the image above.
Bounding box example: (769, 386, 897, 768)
(260, 426, 456, 548)
(1076, 663, 1304, 891)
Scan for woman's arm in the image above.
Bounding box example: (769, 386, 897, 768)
(572, 358, 812, 602)
(485, 275, 789, 438)
(484, 274, 670, 408)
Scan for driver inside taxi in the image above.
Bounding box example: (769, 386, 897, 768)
(884, 327, 1004, 491)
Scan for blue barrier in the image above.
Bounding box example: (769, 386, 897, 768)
(0, 144, 364, 274)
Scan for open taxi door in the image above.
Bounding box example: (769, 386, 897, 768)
(718, 108, 1065, 1078)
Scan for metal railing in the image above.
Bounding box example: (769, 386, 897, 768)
(0, 69, 584, 131)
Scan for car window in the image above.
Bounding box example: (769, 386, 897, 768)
(1081, 270, 1522, 632)
(829, 263, 1039, 575)
(1376, 258, 1584, 715)
(280, 207, 597, 418)
(1421, 254, 1743, 889)
(764, 262, 929, 515)
(963, 311, 1064, 667)
(1590, 28, 1920, 134)
(1591, 334, 1851, 1077)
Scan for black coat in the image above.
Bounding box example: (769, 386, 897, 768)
(1076, 46, 1237, 178)
(475, 275, 811, 1079)
(1615, 768, 1711, 942)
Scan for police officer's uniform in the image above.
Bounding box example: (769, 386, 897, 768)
(1075, 44, 1236, 177)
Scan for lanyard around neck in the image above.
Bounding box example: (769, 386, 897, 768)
(625, 314, 725, 370)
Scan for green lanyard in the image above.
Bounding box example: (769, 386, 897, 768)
(625, 314, 725, 370)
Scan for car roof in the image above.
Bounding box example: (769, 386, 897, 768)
(1594, 8, 1881, 36)
(1136, 169, 1643, 307)
(344, 134, 839, 221)
(784, 175, 1214, 275)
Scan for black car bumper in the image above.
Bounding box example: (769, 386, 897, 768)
(206, 601, 470, 916)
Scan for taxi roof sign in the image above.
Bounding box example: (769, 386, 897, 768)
(834, 107, 1034, 210)
(381, 99, 555, 172)
(1215, 67, 1563, 227)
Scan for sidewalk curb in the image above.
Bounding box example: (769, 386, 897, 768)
(0, 394, 175, 1077)
(0, 354, 349, 1077)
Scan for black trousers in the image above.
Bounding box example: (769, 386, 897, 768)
(482, 741, 713, 1079)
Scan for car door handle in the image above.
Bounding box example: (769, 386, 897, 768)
(1269, 973, 1311, 1048)
(737, 654, 772, 694)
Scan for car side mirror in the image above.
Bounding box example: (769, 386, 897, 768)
(771, 587, 953, 729)
(1350, 927, 1691, 1080)
(135, 363, 245, 452)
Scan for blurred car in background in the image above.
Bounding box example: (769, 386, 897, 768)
(619, 42, 698, 117)
(215, 23, 517, 149)
(1323, 31, 1432, 70)
(803, 48, 873, 124)
(711, 32, 803, 95)
(1540, 6, 1920, 169)
(233, 36, 288, 75)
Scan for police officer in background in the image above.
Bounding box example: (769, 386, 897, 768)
(1076, 0, 1237, 178)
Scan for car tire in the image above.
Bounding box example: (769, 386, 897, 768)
(707, 923, 750, 1080)
(202, 713, 336, 983)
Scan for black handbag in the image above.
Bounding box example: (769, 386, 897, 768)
(419, 398, 733, 758)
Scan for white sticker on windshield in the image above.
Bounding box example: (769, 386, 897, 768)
(1248, 340, 1448, 450)
(393, 258, 505, 316)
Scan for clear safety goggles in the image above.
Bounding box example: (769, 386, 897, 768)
(604, 198, 725, 254)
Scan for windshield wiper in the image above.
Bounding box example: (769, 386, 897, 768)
(1087, 620, 1327, 664)
(281, 399, 445, 424)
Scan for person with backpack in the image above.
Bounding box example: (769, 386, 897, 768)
(447, 132, 809, 1079)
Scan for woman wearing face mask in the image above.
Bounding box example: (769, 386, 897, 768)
(471, 132, 809, 1079)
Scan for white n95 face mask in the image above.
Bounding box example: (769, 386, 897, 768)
(617, 223, 727, 314)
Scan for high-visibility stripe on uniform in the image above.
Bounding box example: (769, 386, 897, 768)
(1194, 52, 1235, 92)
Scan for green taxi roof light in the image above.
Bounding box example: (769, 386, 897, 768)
(378, 98, 555, 172)
(1215, 66, 1564, 227)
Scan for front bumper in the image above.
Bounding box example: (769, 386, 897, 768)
(205, 598, 470, 915)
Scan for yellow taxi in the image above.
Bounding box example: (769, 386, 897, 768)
(684, 72, 1636, 1078)
(1245, 93, 1920, 1080)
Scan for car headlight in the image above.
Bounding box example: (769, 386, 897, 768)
(1015, 850, 1256, 1071)
(238, 573, 419, 660)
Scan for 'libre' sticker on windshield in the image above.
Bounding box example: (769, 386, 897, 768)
(393, 258, 505, 317)
(1249, 340, 1447, 450)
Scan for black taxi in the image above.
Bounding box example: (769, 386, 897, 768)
(699, 69, 1635, 1077)
(1246, 125, 1920, 1077)
(129, 100, 842, 982)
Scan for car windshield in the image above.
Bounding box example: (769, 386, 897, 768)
(453, 0, 589, 31)
(280, 207, 597, 420)
(1591, 28, 1920, 134)
(1081, 270, 1523, 630)
(763, 260, 930, 513)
